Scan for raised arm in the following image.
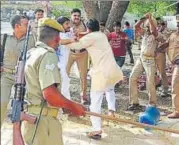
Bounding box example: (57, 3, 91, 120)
(65, 33, 94, 50)
(135, 17, 146, 36)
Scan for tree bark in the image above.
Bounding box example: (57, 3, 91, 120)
(82, 1, 100, 20)
(106, 1, 129, 31)
(99, 1, 113, 23)
(176, 2, 179, 14)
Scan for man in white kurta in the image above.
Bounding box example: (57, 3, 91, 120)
(57, 17, 73, 100)
(57, 32, 71, 99)
(66, 19, 123, 139)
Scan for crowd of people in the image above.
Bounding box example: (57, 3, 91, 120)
(0, 7, 179, 145)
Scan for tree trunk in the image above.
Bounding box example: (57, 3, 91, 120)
(99, 1, 113, 23)
(106, 1, 129, 31)
(176, 2, 179, 14)
(82, 1, 100, 20)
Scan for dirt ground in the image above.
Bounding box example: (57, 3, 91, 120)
(1, 43, 179, 145)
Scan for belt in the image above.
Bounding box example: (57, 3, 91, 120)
(3, 67, 16, 74)
(27, 106, 59, 118)
(70, 48, 86, 53)
(141, 55, 155, 60)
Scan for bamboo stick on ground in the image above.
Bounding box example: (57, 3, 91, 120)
(85, 111, 179, 134)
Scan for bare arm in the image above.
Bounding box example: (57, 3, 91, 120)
(59, 39, 76, 45)
(148, 16, 158, 37)
(43, 85, 86, 116)
(135, 18, 146, 36)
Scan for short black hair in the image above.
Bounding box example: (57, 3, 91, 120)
(135, 19, 138, 22)
(57, 16, 70, 25)
(35, 8, 44, 14)
(161, 22, 166, 26)
(86, 18, 99, 32)
(10, 15, 27, 29)
(113, 21, 121, 27)
(99, 21, 106, 27)
(71, 8, 81, 15)
(125, 21, 130, 26)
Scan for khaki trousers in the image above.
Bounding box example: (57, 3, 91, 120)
(129, 58, 157, 105)
(171, 65, 179, 112)
(156, 52, 168, 93)
(1, 72, 14, 127)
(66, 51, 88, 98)
(22, 116, 63, 145)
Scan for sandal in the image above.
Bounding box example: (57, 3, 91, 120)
(87, 131, 102, 140)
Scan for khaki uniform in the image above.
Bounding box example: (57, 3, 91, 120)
(156, 28, 172, 93)
(31, 20, 38, 41)
(167, 32, 179, 112)
(22, 42, 63, 145)
(129, 33, 163, 105)
(0, 34, 35, 126)
(67, 21, 88, 98)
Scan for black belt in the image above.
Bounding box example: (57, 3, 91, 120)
(70, 48, 86, 53)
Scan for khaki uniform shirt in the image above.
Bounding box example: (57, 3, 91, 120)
(167, 32, 179, 62)
(1, 34, 35, 70)
(66, 32, 123, 91)
(25, 42, 61, 105)
(71, 21, 86, 33)
(30, 20, 38, 41)
(161, 28, 172, 41)
(140, 32, 163, 58)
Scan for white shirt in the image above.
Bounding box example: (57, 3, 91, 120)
(57, 32, 72, 70)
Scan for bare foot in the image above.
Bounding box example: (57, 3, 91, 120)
(108, 110, 115, 118)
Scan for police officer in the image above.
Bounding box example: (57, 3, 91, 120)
(156, 20, 172, 97)
(128, 13, 164, 110)
(66, 8, 89, 104)
(158, 15, 179, 118)
(0, 15, 35, 127)
(22, 18, 86, 145)
(31, 8, 44, 41)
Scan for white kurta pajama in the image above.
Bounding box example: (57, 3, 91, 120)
(66, 32, 123, 131)
(57, 32, 72, 100)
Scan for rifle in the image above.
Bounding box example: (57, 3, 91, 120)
(9, 21, 37, 145)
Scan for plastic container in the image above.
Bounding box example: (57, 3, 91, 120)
(139, 106, 160, 130)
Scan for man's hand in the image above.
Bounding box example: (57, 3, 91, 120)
(70, 102, 87, 116)
(144, 13, 152, 19)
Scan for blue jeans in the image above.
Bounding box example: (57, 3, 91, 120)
(115, 56, 125, 68)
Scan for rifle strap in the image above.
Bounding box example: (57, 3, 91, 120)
(31, 99, 46, 144)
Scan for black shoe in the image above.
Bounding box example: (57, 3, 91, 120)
(127, 104, 143, 111)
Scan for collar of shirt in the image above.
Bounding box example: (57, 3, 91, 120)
(12, 32, 26, 41)
(36, 41, 56, 53)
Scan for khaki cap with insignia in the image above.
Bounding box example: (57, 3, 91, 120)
(176, 15, 179, 22)
(38, 17, 65, 32)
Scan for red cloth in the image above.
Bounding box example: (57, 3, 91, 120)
(108, 32, 127, 57)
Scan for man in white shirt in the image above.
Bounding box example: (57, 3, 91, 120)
(66, 18, 123, 140)
(57, 17, 74, 100)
